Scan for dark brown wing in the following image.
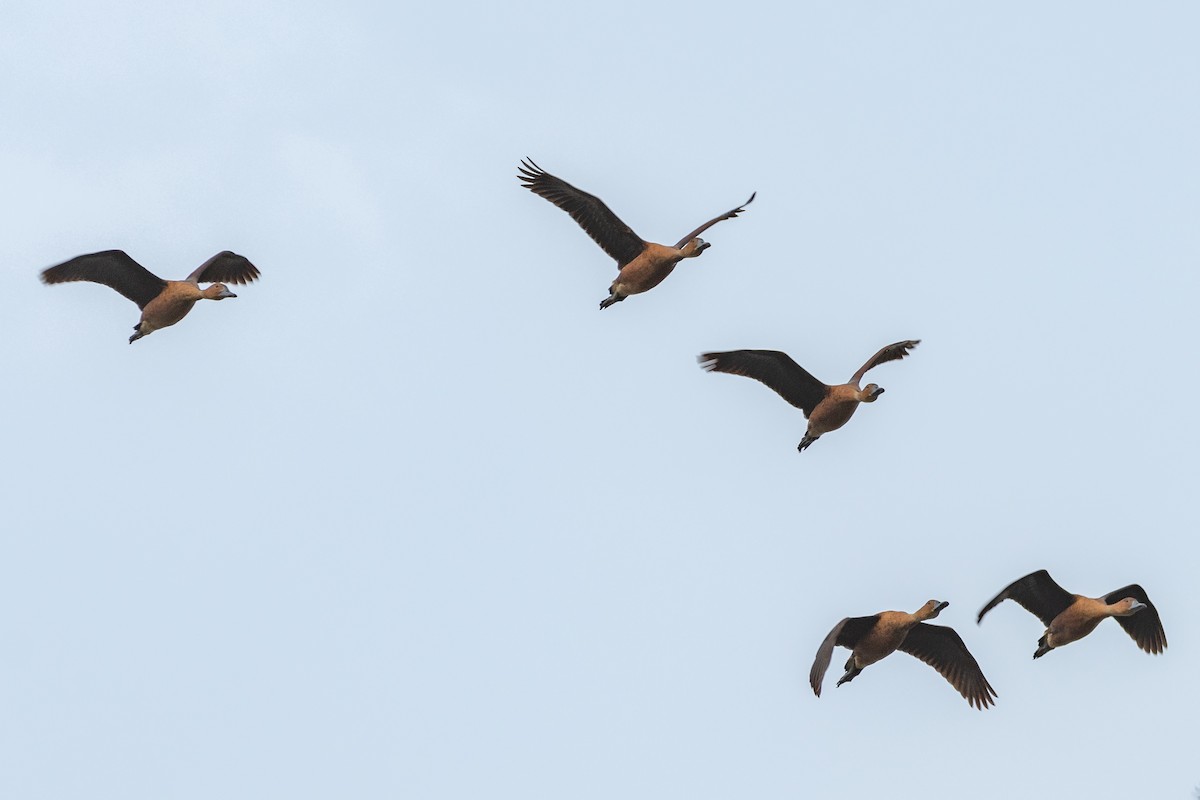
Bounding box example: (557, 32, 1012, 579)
(672, 192, 755, 249)
(899, 623, 997, 710)
(40, 250, 167, 309)
(808, 615, 878, 697)
(698, 350, 829, 417)
(849, 339, 921, 385)
(1103, 584, 1167, 654)
(185, 251, 261, 285)
(977, 570, 1076, 628)
(518, 159, 647, 268)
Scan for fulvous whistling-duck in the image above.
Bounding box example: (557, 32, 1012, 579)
(977, 570, 1167, 658)
(518, 159, 754, 309)
(810, 600, 997, 710)
(698, 340, 919, 452)
(41, 250, 260, 343)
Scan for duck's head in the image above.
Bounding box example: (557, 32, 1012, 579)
(862, 383, 885, 402)
(204, 282, 237, 300)
(918, 600, 949, 619)
(1114, 597, 1148, 616)
(682, 237, 710, 258)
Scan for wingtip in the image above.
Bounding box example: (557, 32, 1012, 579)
(517, 157, 543, 178)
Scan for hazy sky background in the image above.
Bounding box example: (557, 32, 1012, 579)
(2, 2, 1197, 798)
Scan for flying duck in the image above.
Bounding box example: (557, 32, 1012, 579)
(810, 600, 997, 710)
(977, 570, 1167, 658)
(698, 340, 919, 452)
(518, 159, 754, 309)
(41, 250, 260, 343)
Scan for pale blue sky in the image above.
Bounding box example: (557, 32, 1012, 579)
(2, 2, 1198, 798)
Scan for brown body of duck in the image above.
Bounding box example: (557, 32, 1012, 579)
(518, 159, 754, 309)
(698, 340, 919, 452)
(977, 570, 1167, 658)
(41, 250, 260, 343)
(810, 600, 996, 709)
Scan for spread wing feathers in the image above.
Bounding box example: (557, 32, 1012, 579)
(672, 192, 756, 249)
(518, 159, 647, 268)
(977, 569, 1075, 627)
(40, 250, 167, 310)
(899, 623, 998, 710)
(850, 339, 921, 385)
(808, 615, 879, 697)
(1103, 584, 1168, 654)
(186, 251, 261, 285)
(698, 350, 828, 417)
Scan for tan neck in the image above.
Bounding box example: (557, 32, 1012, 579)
(1107, 600, 1140, 617)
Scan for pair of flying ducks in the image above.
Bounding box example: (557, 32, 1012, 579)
(519, 159, 919, 453)
(46, 158, 718, 343)
(810, 570, 1166, 710)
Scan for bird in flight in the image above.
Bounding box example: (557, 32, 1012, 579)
(519, 158, 754, 309)
(699, 340, 919, 452)
(810, 599, 997, 710)
(977, 570, 1167, 659)
(41, 250, 260, 343)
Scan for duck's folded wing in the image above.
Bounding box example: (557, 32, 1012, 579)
(518, 159, 646, 268)
(698, 350, 828, 417)
(809, 615, 877, 697)
(977, 569, 1075, 627)
(41, 250, 167, 309)
(1104, 584, 1167, 654)
(900, 623, 997, 710)
(186, 251, 261, 285)
(672, 192, 755, 249)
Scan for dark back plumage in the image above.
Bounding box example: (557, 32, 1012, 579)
(698, 350, 828, 417)
(41, 250, 167, 309)
(977, 570, 1076, 627)
(518, 159, 647, 268)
